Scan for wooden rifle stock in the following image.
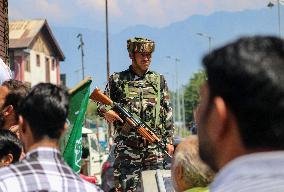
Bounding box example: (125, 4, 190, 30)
(89, 88, 113, 106)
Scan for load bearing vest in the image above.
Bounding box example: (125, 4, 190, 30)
(121, 72, 161, 131)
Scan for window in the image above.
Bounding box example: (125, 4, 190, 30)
(46, 57, 49, 66)
(45, 57, 50, 82)
(36, 54, 40, 67)
(52, 59, 55, 70)
(25, 56, 30, 72)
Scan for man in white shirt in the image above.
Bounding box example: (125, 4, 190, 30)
(197, 36, 284, 192)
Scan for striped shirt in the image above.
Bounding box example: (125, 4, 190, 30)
(0, 147, 102, 192)
(210, 151, 284, 192)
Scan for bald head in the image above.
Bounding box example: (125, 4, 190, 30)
(171, 135, 214, 192)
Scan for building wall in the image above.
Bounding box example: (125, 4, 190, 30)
(10, 50, 24, 81)
(9, 33, 60, 86)
(26, 34, 58, 86)
(28, 50, 58, 86)
(0, 0, 8, 64)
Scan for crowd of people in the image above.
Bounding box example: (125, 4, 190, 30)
(1, 35, 284, 192)
(0, 73, 102, 191)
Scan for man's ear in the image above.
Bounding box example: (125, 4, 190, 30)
(63, 122, 68, 131)
(60, 122, 68, 136)
(212, 96, 229, 139)
(2, 153, 13, 166)
(18, 115, 26, 134)
(2, 105, 13, 116)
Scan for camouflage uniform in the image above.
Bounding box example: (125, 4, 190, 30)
(99, 37, 174, 192)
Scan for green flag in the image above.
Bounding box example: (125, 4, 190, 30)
(59, 77, 92, 173)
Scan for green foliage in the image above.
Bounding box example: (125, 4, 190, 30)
(86, 101, 98, 121)
(184, 70, 206, 126)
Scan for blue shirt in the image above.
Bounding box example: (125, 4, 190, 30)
(210, 151, 284, 192)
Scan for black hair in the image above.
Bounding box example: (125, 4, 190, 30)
(0, 129, 23, 163)
(202, 36, 284, 149)
(18, 83, 69, 140)
(2, 80, 30, 116)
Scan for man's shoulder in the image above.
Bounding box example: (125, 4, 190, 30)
(148, 70, 159, 75)
(116, 68, 131, 76)
(0, 162, 103, 192)
(211, 152, 284, 191)
(0, 164, 19, 179)
(0, 163, 27, 191)
(110, 69, 130, 81)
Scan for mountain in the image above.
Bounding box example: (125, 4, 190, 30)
(52, 8, 279, 91)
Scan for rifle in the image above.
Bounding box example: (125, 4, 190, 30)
(89, 88, 172, 158)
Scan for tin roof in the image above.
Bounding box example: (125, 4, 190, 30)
(9, 19, 65, 61)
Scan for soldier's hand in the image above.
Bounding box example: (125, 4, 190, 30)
(104, 110, 123, 124)
(166, 144, 174, 156)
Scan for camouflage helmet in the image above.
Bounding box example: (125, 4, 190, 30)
(127, 37, 155, 54)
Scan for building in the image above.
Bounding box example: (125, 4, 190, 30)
(9, 19, 65, 86)
(0, 0, 9, 63)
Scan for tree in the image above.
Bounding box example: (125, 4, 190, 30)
(184, 70, 206, 126)
(86, 101, 98, 121)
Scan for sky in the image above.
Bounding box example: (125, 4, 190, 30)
(9, 0, 278, 90)
(9, 0, 267, 32)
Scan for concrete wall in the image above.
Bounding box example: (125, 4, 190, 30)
(10, 49, 58, 86)
(28, 50, 58, 86)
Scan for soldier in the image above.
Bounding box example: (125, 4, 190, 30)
(99, 37, 174, 191)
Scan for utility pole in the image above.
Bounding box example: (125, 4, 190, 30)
(196, 32, 213, 53)
(181, 85, 186, 135)
(175, 58, 181, 137)
(105, 0, 110, 81)
(166, 56, 176, 124)
(268, 0, 284, 37)
(77, 33, 85, 80)
(105, 0, 112, 147)
(278, 0, 282, 37)
(278, 0, 281, 37)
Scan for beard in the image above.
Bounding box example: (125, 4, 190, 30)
(199, 137, 218, 172)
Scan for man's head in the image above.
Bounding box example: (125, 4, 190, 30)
(0, 80, 29, 129)
(127, 37, 155, 74)
(18, 83, 69, 150)
(0, 129, 23, 167)
(197, 36, 284, 171)
(171, 135, 214, 192)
